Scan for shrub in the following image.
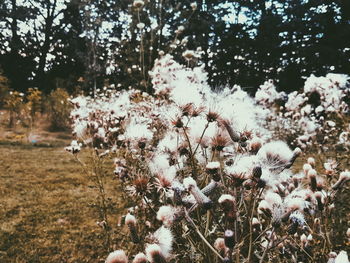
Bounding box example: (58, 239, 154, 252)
(0, 69, 10, 108)
(26, 87, 42, 127)
(4, 90, 24, 127)
(47, 88, 71, 131)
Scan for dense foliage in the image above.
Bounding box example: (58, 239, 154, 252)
(1, 0, 350, 94)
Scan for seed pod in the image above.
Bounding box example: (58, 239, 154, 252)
(201, 180, 218, 196)
(125, 213, 139, 243)
(106, 250, 128, 263)
(146, 244, 167, 263)
(172, 181, 184, 205)
(218, 194, 236, 220)
(252, 166, 262, 179)
(313, 218, 321, 234)
(288, 221, 299, 235)
(307, 169, 317, 192)
(206, 162, 221, 182)
(133, 253, 148, 263)
(257, 178, 266, 188)
(286, 147, 301, 168)
(224, 230, 235, 249)
(183, 177, 213, 210)
(221, 119, 240, 142)
(332, 171, 350, 190)
(315, 192, 324, 211)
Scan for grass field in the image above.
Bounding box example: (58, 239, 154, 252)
(0, 139, 128, 263)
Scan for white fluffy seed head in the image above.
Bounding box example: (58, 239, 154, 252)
(307, 169, 317, 178)
(214, 237, 226, 253)
(153, 226, 173, 258)
(105, 250, 128, 263)
(206, 161, 220, 170)
(257, 140, 294, 168)
(258, 200, 271, 214)
(125, 213, 137, 226)
(252, 217, 260, 225)
(289, 195, 309, 211)
(303, 163, 312, 175)
(289, 211, 306, 226)
(307, 234, 313, 241)
(346, 228, 350, 238)
(300, 233, 307, 243)
(335, 251, 350, 263)
(307, 157, 315, 166)
(156, 206, 176, 227)
(183, 177, 197, 189)
(145, 244, 164, 263)
(264, 191, 282, 207)
(132, 253, 147, 263)
(218, 194, 235, 204)
(314, 191, 323, 200)
(340, 171, 350, 181)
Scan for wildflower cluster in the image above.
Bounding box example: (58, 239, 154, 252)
(68, 55, 350, 263)
(255, 74, 350, 152)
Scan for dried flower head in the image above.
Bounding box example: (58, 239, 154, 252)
(146, 244, 167, 263)
(211, 132, 230, 151)
(105, 250, 128, 263)
(220, 119, 240, 142)
(190, 2, 197, 10)
(332, 171, 350, 190)
(125, 213, 139, 243)
(132, 253, 148, 263)
(183, 177, 213, 209)
(224, 230, 235, 249)
(206, 110, 220, 122)
(130, 175, 150, 196)
(156, 206, 177, 227)
(206, 161, 221, 181)
(335, 251, 350, 263)
(307, 157, 315, 167)
(257, 141, 295, 171)
(153, 226, 174, 258)
(249, 137, 263, 154)
(182, 50, 196, 61)
(214, 237, 227, 254)
(133, 0, 144, 8)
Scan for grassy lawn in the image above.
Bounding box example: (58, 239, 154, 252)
(0, 142, 127, 263)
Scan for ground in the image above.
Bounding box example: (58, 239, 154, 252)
(0, 114, 128, 263)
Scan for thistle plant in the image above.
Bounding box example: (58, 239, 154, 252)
(67, 54, 350, 263)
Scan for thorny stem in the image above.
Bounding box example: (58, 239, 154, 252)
(143, 195, 157, 214)
(193, 122, 209, 155)
(92, 150, 111, 250)
(247, 188, 263, 262)
(184, 208, 224, 261)
(204, 210, 211, 237)
(259, 227, 275, 263)
(234, 187, 240, 263)
(73, 150, 111, 250)
(290, 237, 313, 261)
(182, 127, 197, 177)
(137, 9, 146, 89)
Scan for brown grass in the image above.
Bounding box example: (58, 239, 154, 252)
(0, 142, 128, 263)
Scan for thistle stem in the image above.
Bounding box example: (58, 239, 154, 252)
(184, 209, 224, 261)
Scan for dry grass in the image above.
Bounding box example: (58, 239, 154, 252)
(0, 141, 128, 263)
